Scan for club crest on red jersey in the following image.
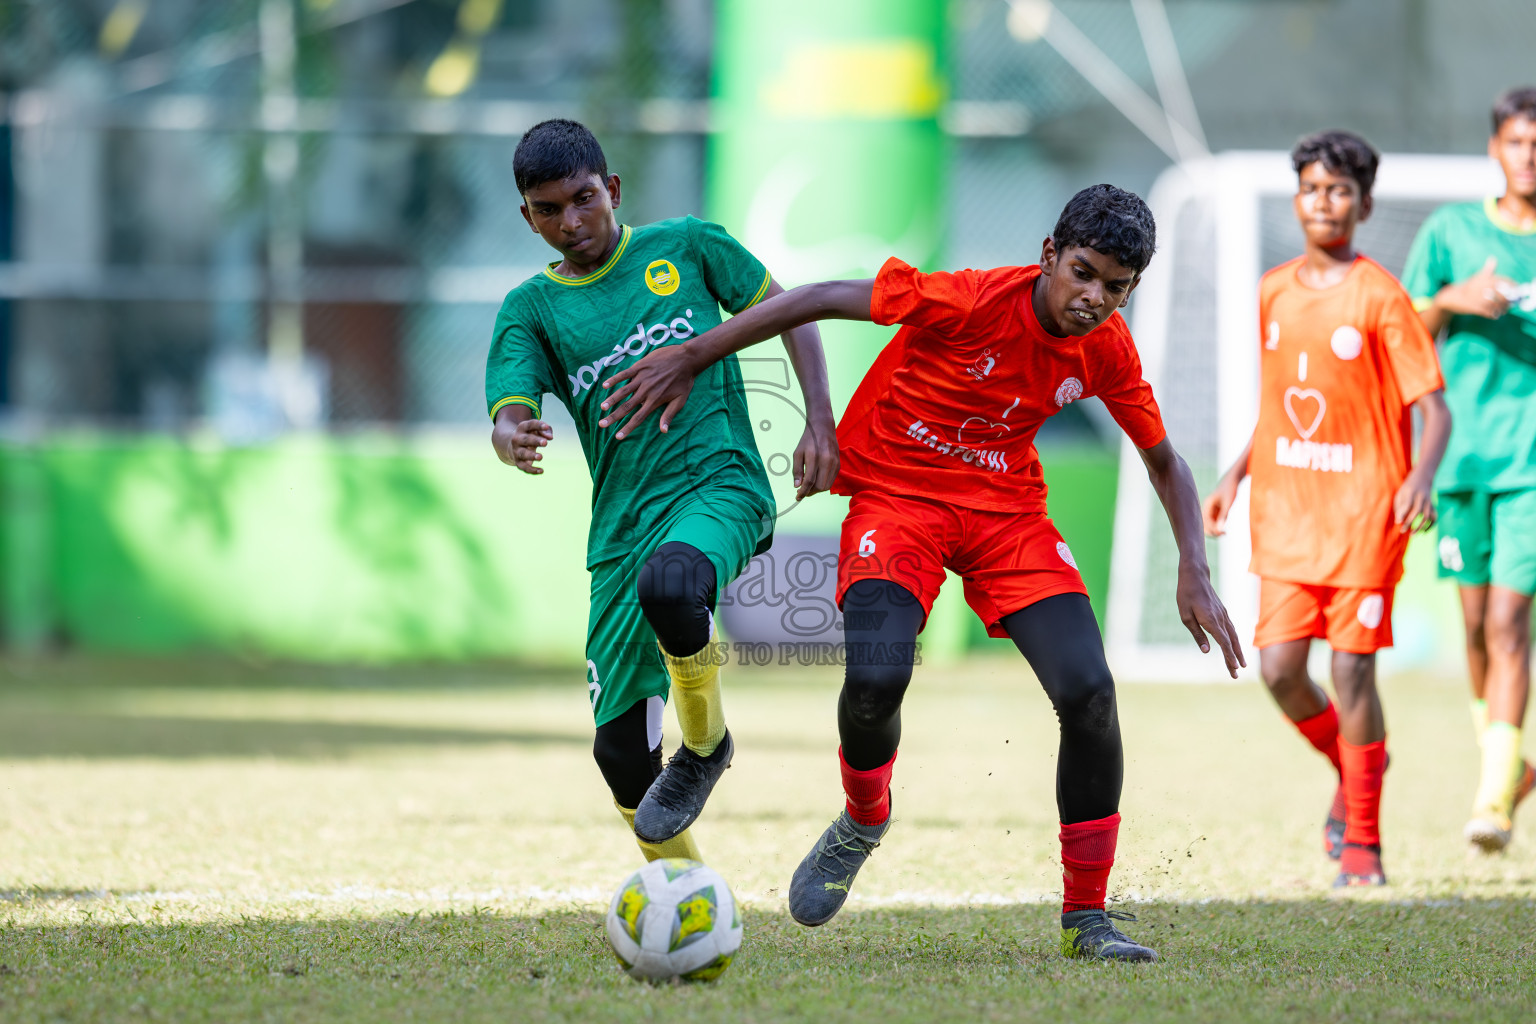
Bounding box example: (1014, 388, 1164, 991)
(1054, 377, 1084, 407)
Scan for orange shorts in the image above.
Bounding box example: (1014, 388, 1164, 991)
(1254, 578, 1395, 654)
(836, 490, 1087, 638)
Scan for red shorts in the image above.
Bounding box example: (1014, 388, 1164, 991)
(1253, 578, 1395, 654)
(836, 490, 1087, 637)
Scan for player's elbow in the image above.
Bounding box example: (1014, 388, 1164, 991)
(1137, 437, 1180, 480)
(1418, 388, 1450, 421)
(793, 280, 873, 323)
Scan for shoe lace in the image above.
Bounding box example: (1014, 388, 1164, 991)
(651, 747, 711, 804)
(1074, 909, 1138, 947)
(819, 821, 881, 872)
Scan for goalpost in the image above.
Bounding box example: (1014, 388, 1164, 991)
(1104, 151, 1504, 681)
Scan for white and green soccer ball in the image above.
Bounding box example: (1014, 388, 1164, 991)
(605, 858, 743, 982)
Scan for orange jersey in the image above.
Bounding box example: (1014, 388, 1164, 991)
(833, 258, 1167, 513)
(1248, 256, 1443, 588)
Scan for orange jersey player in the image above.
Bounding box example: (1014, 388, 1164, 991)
(1204, 131, 1452, 888)
(601, 184, 1245, 962)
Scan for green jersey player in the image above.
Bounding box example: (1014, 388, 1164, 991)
(1403, 87, 1536, 853)
(487, 120, 836, 862)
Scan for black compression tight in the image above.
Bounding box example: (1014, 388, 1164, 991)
(635, 541, 718, 657)
(999, 592, 1124, 823)
(837, 579, 1123, 824)
(592, 698, 664, 809)
(593, 542, 718, 807)
(838, 579, 926, 771)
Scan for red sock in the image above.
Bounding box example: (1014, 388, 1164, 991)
(839, 747, 895, 826)
(1060, 813, 1120, 913)
(1339, 737, 1387, 847)
(1293, 702, 1343, 775)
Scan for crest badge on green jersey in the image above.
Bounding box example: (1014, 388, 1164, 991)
(646, 259, 681, 296)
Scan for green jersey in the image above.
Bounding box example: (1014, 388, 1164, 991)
(486, 216, 776, 568)
(1402, 199, 1536, 493)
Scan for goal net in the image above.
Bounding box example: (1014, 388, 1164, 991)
(1105, 152, 1504, 681)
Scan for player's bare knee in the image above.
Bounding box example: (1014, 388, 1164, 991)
(1260, 666, 1301, 696)
(1464, 620, 1488, 653)
(1484, 604, 1532, 654)
(1330, 652, 1377, 702)
(1259, 648, 1309, 697)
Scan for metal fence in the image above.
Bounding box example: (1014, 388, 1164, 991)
(0, 0, 717, 435)
(2, 0, 1533, 435)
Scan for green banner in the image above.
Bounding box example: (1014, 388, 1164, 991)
(708, 0, 947, 417)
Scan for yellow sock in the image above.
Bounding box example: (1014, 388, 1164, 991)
(661, 632, 725, 757)
(616, 801, 702, 862)
(1473, 721, 1524, 819)
(1471, 699, 1489, 744)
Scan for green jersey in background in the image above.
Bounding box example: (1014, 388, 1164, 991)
(486, 216, 776, 567)
(1402, 199, 1536, 494)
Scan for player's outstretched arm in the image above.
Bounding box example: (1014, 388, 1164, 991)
(491, 404, 553, 475)
(1140, 436, 1247, 677)
(1202, 432, 1255, 538)
(1393, 389, 1451, 534)
(599, 279, 875, 438)
(1418, 256, 1514, 336)
(764, 280, 840, 499)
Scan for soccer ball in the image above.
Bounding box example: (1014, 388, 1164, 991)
(604, 858, 743, 982)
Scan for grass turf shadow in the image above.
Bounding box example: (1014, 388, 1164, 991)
(0, 709, 585, 759)
(0, 900, 1532, 1023)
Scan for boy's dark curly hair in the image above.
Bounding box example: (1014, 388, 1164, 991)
(1051, 184, 1157, 273)
(1492, 86, 1536, 134)
(1291, 130, 1379, 198)
(514, 119, 608, 197)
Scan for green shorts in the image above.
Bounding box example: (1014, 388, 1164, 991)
(585, 489, 771, 727)
(1436, 489, 1536, 596)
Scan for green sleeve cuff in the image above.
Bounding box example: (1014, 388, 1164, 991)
(490, 395, 541, 420)
(735, 270, 772, 313)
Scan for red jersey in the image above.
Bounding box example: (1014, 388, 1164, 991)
(832, 258, 1167, 512)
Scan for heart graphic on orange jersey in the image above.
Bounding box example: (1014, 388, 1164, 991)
(1283, 386, 1326, 440)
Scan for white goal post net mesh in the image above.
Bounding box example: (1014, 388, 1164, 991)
(1105, 153, 1503, 681)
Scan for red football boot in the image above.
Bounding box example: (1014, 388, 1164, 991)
(1333, 843, 1386, 887)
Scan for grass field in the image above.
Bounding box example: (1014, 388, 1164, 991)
(1, 654, 1533, 1022)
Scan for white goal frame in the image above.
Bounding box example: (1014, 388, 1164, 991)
(1105, 151, 1503, 682)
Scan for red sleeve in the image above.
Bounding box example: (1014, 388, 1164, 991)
(1377, 284, 1444, 405)
(1096, 325, 1167, 450)
(869, 257, 980, 334)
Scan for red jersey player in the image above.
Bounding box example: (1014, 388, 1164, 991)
(1204, 132, 1450, 887)
(600, 185, 1243, 962)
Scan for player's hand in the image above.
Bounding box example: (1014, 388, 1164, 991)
(599, 344, 701, 439)
(1393, 468, 1437, 534)
(1176, 565, 1246, 678)
(1202, 473, 1240, 537)
(496, 418, 553, 474)
(791, 418, 839, 500)
(1435, 256, 1514, 320)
